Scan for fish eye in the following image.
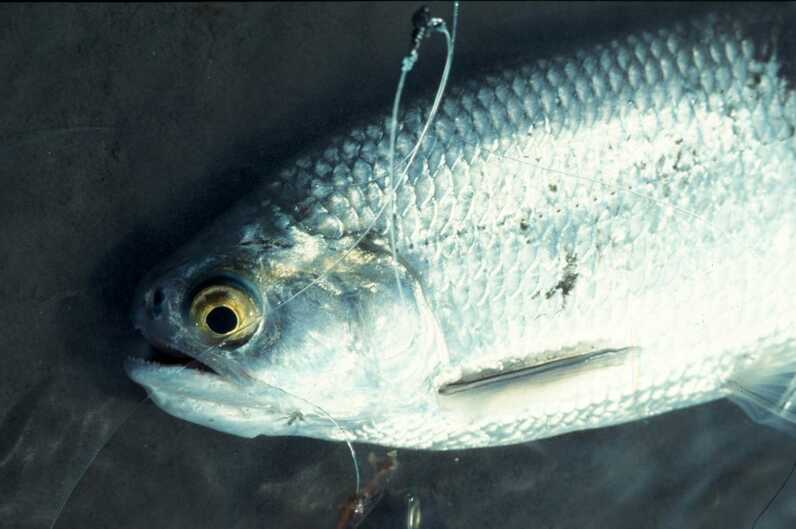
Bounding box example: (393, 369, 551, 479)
(189, 282, 261, 343)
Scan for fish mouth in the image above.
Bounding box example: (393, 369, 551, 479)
(125, 350, 251, 405)
(125, 343, 290, 438)
(144, 340, 219, 376)
(125, 334, 258, 403)
(128, 323, 224, 377)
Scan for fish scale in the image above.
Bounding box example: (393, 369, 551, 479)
(301, 13, 793, 441)
(129, 8, 796, 449)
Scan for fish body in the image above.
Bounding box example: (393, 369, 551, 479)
(129, 8, 796, 449)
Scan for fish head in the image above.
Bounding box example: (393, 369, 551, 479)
(127, 202, 446, 440)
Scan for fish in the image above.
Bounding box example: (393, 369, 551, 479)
(127, 6, 796, 450)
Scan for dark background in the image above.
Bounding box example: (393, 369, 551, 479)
(1, 3, 795, 528)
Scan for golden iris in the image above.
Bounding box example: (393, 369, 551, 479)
(189, 284, 260, 342)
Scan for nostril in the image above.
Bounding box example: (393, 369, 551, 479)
(152, 288, 164, 307)
(147, 287, 164, 318)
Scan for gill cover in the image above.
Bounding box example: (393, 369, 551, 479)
(129, 206, 448, 439)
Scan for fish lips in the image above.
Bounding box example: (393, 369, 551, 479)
(124, 355, 314, 440)
(125, 356, 253, 405)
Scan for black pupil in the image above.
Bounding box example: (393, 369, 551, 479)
(206, 306, 238, 334)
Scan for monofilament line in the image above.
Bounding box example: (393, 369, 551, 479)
(272, 1, 459, 312)
(386, 2, 459, 305)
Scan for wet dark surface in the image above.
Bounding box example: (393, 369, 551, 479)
(1, 3, 795, 529)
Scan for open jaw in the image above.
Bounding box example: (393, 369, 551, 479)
(144, 343, 219, 374)
(127, 328, 257, 380)
(125, 355, 241, 401)
(124, 341, 248, 405)
(125, 352, 310, 439)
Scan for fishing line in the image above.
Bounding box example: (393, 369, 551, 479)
(239, 376, 363, 494)
(48, 393, 150, 529)
(134, 2, 464, 511)
(47, 345, 228, 529)
(186, 318, 364, 493)
(44, 330, 248, 528)
(386, 3, 458, 305)
(50, 319, 362, 527)
(49, 353, 362, 529)
(58, 2, 794, 527)
(272, 2, 459, 313)
(751, 458, 796, 529)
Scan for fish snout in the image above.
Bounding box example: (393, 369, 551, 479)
(132, 281, 173, 335)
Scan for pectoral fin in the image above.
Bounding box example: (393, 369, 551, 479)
(727, 339, 796, 436)
(437, 344, 642, 420)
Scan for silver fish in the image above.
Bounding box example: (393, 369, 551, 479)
(128, 8, 796, 449)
